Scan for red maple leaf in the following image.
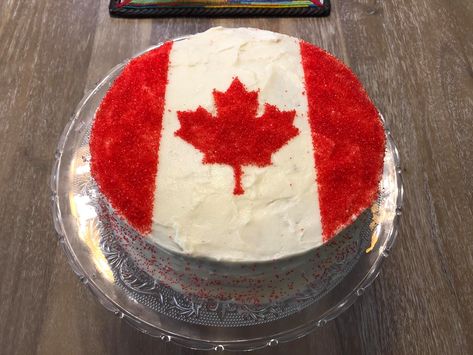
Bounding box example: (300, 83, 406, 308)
(175, 78, 299, 195)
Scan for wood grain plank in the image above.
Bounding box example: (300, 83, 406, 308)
(335, 0, 473, 354)
(0, 1, 101, 355)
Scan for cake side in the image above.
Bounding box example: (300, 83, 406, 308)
(99, 195, 370, 304)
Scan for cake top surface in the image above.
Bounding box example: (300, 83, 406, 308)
(90, 27, 385, 262)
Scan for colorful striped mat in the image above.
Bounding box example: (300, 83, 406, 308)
(110, 0, 330, 17)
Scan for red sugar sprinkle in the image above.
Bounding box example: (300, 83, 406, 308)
(90, 42, 173, 234)
(300, 41, 385, 241)
(175, 77, 299, 195)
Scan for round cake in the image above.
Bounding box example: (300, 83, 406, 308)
(90, 27, 385, 303)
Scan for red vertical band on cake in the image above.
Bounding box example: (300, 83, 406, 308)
(300, 41, 385, 241)
(90, 42, 173, 234)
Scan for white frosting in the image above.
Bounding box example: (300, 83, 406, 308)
(151, 27, 322, 262)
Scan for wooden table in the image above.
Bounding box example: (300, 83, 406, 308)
(1, 0, 472, 354)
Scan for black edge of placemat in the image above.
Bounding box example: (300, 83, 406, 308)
(109, 1, 330, 17)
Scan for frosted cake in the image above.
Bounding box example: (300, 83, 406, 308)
(90, 27, 385, 303)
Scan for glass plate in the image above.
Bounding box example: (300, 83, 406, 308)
(51, 42, 403, 352)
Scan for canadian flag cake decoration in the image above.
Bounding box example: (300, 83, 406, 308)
(175, 77, 300, 196)
(90, 28, 385, 259)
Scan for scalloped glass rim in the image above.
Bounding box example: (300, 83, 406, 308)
(51, 40, 403, 352)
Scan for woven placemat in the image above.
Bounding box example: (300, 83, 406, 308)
(110, 0, 330, 17)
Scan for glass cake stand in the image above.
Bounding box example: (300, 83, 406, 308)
(51, 43, 403, 351)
